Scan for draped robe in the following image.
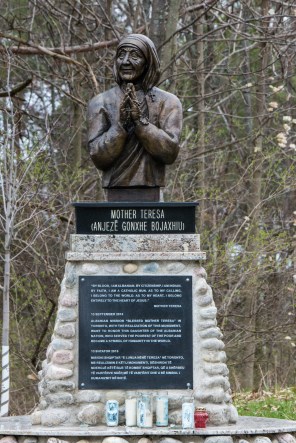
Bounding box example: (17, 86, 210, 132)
(88, 85, 182, 188)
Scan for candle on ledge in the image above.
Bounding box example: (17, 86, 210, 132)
(137, 393, 153, 428)
(105, 400, 119, 427)
(156, 395, 168, 426)
(125, 398, 137, 426)
(182, 398, 194, 429)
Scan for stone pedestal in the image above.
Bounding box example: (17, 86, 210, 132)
(33, 233, 238, 427)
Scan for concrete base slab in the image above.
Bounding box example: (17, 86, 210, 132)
(0, 416, 295, 436)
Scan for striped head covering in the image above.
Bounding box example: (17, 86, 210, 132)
(113, 34, 161, 92)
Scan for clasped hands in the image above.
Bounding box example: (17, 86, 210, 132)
(120, 83, 142, 128)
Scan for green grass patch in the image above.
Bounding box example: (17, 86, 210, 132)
(233, 388, 296, 420)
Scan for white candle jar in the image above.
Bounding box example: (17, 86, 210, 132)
(125, 398, 137, 426)
(182, 400, 194, 428)
(155, 395, 168, 426)
(106, 400, 119, 426)
(137, 393, 153, 427)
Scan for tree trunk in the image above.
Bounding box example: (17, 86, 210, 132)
(239, 0, 269, 390)
(160, 0, 181, 85)
(150, 0, 167, 57)
(190, 4, 206, 228)
(195, 14, 205, 228)
(70, 99, 83, 168)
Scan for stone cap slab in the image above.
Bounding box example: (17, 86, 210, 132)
(67, 234, 206, 261)
(1, 416, 296, 436)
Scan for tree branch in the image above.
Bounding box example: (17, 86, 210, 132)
(0, 32, 118, 60)
(0, 78, 32, 98)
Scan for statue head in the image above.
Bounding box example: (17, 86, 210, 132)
(113, 34, 161, 93)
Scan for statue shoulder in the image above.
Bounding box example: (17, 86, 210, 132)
(88, 86, 120, 116)
(151, 87, 182, 110)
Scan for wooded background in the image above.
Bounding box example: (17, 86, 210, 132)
(0, 0, 295, 415)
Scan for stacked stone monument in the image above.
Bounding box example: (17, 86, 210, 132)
(32, 33, 238, 428)
(33, 220, 238, 427)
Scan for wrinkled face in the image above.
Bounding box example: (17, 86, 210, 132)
(116, 45, 147, 82)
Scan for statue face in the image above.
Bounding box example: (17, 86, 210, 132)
(116, 45, 147, 83)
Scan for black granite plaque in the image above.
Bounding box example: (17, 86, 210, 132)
(79, 275, 193, 389)
(73, 202, 197, 235)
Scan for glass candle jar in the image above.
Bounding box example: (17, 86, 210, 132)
(182, 397, 194, 429)
(194, 408, 209, 428)
(137, 393, 153, 427)
(155, 394, 168, 426)
(105, 400, 119, 426)
(125, 397, 137, 426)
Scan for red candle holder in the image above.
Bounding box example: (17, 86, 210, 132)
(194, 408, 209, 428)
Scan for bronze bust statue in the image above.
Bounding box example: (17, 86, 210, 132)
(87, 34, 183, 201)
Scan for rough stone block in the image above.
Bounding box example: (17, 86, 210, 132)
(123, 263, 138, 274)
(277, 435, 296, 443)
(224, 393, 232, 402)
(82, 263, 101, 274)
(48, 438, 71, 443)
(102, 438, 129, 443)
(224, 380, 231, 391)
(118, 404, 125, 425)
(41, 408, 70, 426)
(203, 350, 227, 363)
(45, 392, 74, 406)
(55, 323, 75, 338)
(46, 364, 73, 380)
(0, 436, 18, 443)
(77, 404, 104, 425)
(194, 267, 208, 279)
(228, 404, 239, 423)
(168, 408, 182, 425)
(75, 390, 101, 403)
(58, 308, 77, 322)
(195, 277, 208, 295)
(159, 438, 183, 443)
(166, 262, 186, 273)
(21, 438, 38, 443)
(52, 350, 74, 365)
(51, 338, 73, 351)
(47, 380, 75, 393)
(205, 437, 233, 443)
(105, 389, 126, 405)
(197, 294, 213, 307)
(103, 264, 121, 274)
(65, 275, 75, 288)
(38, 397, 48, 410)
(138, 439, 153, 443)
(143, 262, 159, 273)
(31, 411, 42, 425)
(202, 338, 225, 351)
(60, 291, 78, 307)
(203, 375, 228, 390)
(254, 438, 272, 443)
(46, 345, 53, 361)
(42, 359, 48, 370)
(200, 307, 217, 320)
(199, 327, 223, 339)
(166, 393, 183, 408)
(195, 387, 225, 403)
(204, 404, 231, 426)
(198, 320, 217, 330)
(38, 380, 46, 396)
